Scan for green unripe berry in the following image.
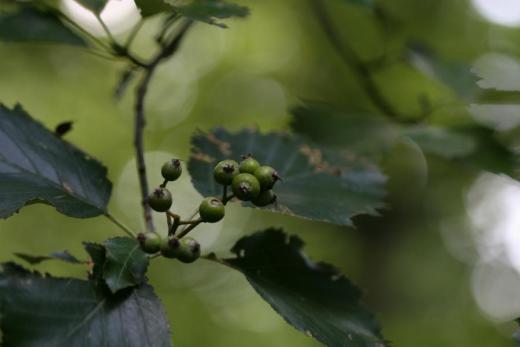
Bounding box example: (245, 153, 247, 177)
(176, 237, 201, 263)
(199, 197, 225, 223)
(161, 159, 182, 181)
(239, 155, 260, 174)
(231, 173, 261, 201)
(214, 160, 239, 185)
(252, 190, 277, 207)
(160, 237, 181, 259)
(148, 187, 172, 212)
(254, 166, 280, 191)
(137, 232, 162, 254)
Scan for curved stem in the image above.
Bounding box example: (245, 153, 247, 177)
(105, 213, 136, 238)
(310, 0, 399, 119)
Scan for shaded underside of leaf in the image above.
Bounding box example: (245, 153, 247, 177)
(223, 229, 386, 347)
(0, 262, 172, 347)
(0, 104, 112, 218)
(0, 7, 87, 46)
(102, 237, 149, 293)
(188, 127, 386, 226)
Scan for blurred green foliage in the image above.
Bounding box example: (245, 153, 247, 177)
(0, 0, 519, 346)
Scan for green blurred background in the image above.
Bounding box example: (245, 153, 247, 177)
(1, 0, 520, 345)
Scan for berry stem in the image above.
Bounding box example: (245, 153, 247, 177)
(167, 211, 181, 235)
(223, 194, 235, 205)
(178, 219, 203, 226)
(160, 179, 168, 188)
(177, 220, 203, 239)
(105, 213, 136, 238)
(222, 184, 228, 203)
(166, 213, 173, 230)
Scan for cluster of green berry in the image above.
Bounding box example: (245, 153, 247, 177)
(137, 155, 280, 263)
(214, 154, 280, 206)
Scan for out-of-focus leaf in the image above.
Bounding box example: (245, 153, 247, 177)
(0, 262, 172, 347)
(292, 104, 478, 159)
(402, 126, 476, 159)
(189, 128, 386, 226)
(468, 104, 520, 132)
(14, 250, 84, 265)
(406, 43, 478, 100)
(134, 0, 172, 17)
(102, 237, 149, 293)
(0, 104, 112, 219)
(291, 104, 398, 155)
(472, 53, 520, 92)
(339, 0, 373, 7)
(76, 0, 109, 14)
(175, 0, 249, 28)
(0, 7, 87, 46)
(221, 229, 386, 347)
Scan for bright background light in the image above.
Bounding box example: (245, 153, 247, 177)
(472, 0, 520, 27)
(61, 0, 140, 36)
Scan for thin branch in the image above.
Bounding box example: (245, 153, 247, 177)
(105, 213, 136, 238)
(309, 0, 399, 119)
(135, 68, 156, 232)
(133, 19, 194, 233)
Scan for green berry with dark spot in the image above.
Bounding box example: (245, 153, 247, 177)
(160, 237, 181, 259)
(199, 197, 225, 223)
(176, 237, 201, 263)
(137, 232, 162, 254)
(254, 166, 280, 191)
(148, 187, 172, 212)
(252, 190, 277, 207)
(232, 173, 261, 201)
(239, 154, 260, 174)
(161, 159, 182, 181)
(214, 160, 239, 185)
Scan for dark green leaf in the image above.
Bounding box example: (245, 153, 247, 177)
(189, 128, 386, 226)
(76, 0, 109, 14)
(84, 242, 106, 283)
(406, 43, 478, 100)
(0, 7, 87, 46)
(176, 0, 249, 28)
(14, 250, 84, 265)
(103, 237, 149, 293)
(134, 0, 172, 17)
(222, 229, 386, 347)
(0, 262, 172, 347)
(0, 104, 112, 219)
